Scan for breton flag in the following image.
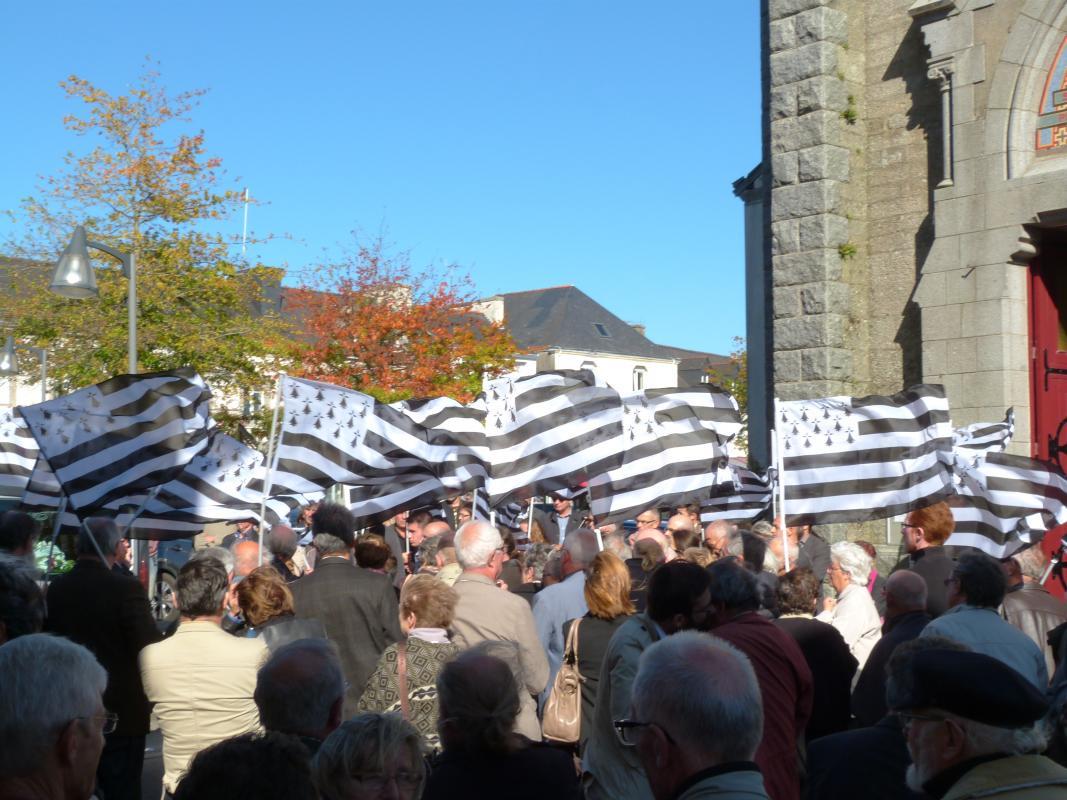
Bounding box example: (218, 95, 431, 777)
(348, 473, 449, 526)
(0, 411, 37, 497)
(701, 464, 774, 524)
(481, 370, 624, 505)
(267, 376, 487, 498)
(471, 487, 491, 521)
(17, 369, 213, 512)
(953, 408, 1014, 456)
(948, 451, 1067, 558)
(589, 387, 742, 524)
(493, 501, 525, 531)
(777, 385, 955, 525)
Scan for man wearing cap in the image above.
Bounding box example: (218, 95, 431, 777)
(888, 643, 1067, 798)
(534, 494, 583, 545)
(222, 518, 258, 550)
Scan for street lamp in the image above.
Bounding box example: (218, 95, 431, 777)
(0, 337, 48, 402)
(50, 225, 137, 374)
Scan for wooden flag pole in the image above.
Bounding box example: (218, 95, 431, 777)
(258, 372, 286, 566)
(773, 398, 790, 571)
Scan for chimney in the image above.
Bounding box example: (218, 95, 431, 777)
(630, 322, 647, 337)
(472, 297, 505, 324)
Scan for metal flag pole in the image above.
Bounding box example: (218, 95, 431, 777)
(773, 398, 790, 572)
(258, 372, 286, 566)
(770, 432, 779, 524)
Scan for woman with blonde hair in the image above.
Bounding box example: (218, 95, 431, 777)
(562, 551, 635, 755)
(236, 566, 325, 650)
(358, 574, 460, 751)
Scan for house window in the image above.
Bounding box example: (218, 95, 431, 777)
(593, 323, 610, 337)
(633, 367, 646, 391)
(581, 360, 597, 371)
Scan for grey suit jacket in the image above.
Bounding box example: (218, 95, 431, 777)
(533, 509, 584, 545)
(291, 557, 402, 717)
(451, 572, 550, 740)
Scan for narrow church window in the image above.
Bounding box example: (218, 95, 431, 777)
(1036, 35, 1067, 153)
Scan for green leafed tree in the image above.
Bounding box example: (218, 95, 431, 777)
(707, 336, 749, 454)
(1, 65, 286, 407)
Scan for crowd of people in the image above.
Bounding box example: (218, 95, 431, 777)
(3, 495, 1067, 799)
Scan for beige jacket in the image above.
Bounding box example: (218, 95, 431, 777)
(139, 620, 267, 793)
(451, 572, 549, 740)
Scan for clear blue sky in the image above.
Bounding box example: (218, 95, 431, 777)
(1, 2, 761, 357)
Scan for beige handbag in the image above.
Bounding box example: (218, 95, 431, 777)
(542, 618, 583, 744)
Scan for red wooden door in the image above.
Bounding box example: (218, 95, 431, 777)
(1029, 252, 1067, 595)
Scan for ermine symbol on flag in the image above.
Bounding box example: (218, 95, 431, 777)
(779, 401, 858, 451)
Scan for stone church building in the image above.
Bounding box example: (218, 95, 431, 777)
(739, 0, 1067, 479)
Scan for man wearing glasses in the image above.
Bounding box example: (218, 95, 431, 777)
(534, 493, 584, 545)
(892, 502, 957, 617)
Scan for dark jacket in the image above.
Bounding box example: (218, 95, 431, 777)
(290, 556, 402, 717)
(44, 558, 161, 736)
(774, 615, 857, 742)
(425, 737, 582, 800)
(851, 609, 931, 727)
(625, 557, 653, 613)
(533, 509, 583, 545)
(797, 531, 831, 583)
(712, 612, 813, 800)
(563, 612, 631, 756)
(892, 546, 955, 618)
(807, 715, 923, 800)
(254, 614, 327, 651)
(1001, 582, 1067, 680)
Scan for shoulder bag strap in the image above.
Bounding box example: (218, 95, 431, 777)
(566, 617, 581, 665)
(397, 641, 411, 721)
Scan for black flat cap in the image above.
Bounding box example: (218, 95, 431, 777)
(890, 649, 1049, 728)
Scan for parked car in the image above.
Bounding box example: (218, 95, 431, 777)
(150, 538, 194, 625)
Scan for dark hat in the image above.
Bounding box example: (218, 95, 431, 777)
(890, 649, 1049, 728)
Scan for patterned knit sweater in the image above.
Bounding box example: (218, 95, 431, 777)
(357, 635, 459, 751)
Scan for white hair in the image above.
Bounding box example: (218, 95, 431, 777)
(455, 521, 503, 569)
(0, 634, 107, 778)
(831, 541, 872, 586)
(632, 632, 763, 762)
(191, 545, 235, 576)
(763, 548, 779, 574)
(1013, 547, 1048, 582)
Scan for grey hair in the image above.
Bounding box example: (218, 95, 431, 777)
(455, 521, 502, 569)
(563, 529, 599, 568)
(762, 548, 779, 574)
(633, 632, 762, 762)
(542, 549, 564, 581)
(601, 530, 631, 561)
(723, 528, 745, 559)
(750, 521, 775, 540)
(312, 713, 425, 800)
(77, 517, 123, 558)
(312, 533, 349, 557)
(522, 543, 553, 581)
(0, 634, 107, 778)
(256, 638, 344, 738)
(954, 715, 1048, 756)
(191, 545, 235, 576)
(830, 541, 872, 586)
(267, 526, 297, 560)
(1012, 546, 1048, 582)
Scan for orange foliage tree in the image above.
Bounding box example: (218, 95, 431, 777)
(287, 238, 516, 402)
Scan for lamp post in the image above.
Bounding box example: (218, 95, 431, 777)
(50, 225, 137, 374)
(0, 337, 47, 402)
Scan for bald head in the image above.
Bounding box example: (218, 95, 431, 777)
(704, 520, 732, 555)
(424, 519, 453, 540)
(635, 528, 673, 559)
(233, 540, 261, 578)
(885, 569, 927, 617)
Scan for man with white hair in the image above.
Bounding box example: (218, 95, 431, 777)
(0, 633, 109, 800)
(44, 518, 160, 800)
(621, 632, 769, 799)
(816, 540, 882, 670)
(887, 642, 1067, 796)
(533, 528, 598, 696)
(450, 520, 549, 740)
(703, 519, 734, 558)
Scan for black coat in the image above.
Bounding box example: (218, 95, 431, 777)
(797, 531, 832, 583)
(290, 557, 402, 717)
(774, 616, 857, 741)
(807, 716, 923, 800)
(44, 558, 161, 736)
(851, 610, 931, 727)
(891, 546, 955, 618)
(425, 738, 582, 800)
(533, 510, 583, 545)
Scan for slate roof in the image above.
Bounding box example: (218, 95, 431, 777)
(486, 285, 675, 360)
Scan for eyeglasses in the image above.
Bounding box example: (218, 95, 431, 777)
(613, 718, 676, 747)
(895, 711, 947, 731)
(79, 712, 119, 735)
(637, 518, 659, 527)
(900, 523, 919, 531)
(351, 770, 422, 791)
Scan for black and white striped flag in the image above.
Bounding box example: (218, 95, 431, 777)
(0, 411, 37, 497)
(953, 408, 1014, 456)
(472, 487, 491, 521)
(493, 501, 525, 531)
(777, 384, 955, 526)
(17, 369, 213, 512)
(948, 451, 1067, 558)
(348, 473, 450, 527)
(700, 464, 774, 524)
(589, 387, 742, 524)
(481, 370, 624, 505)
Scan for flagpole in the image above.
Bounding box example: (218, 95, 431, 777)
(773, 398, 789, 572)
(770, 431, 779, 524)
(258, 372, 285, 566)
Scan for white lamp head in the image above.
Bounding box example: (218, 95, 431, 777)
(50, 225, 99, 298)
(0, 336, 16, 377)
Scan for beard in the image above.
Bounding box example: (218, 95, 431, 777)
(905, 757, 938, 794)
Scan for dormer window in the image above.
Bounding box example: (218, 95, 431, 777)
(593, 323, 610, 337)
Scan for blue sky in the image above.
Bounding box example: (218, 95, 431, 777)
(1, 2, 761, 357)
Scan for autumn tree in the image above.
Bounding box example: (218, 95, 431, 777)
(707, 336, 749, 453)
(1, 66, 285, 403)
(287, 238, 516, 402)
